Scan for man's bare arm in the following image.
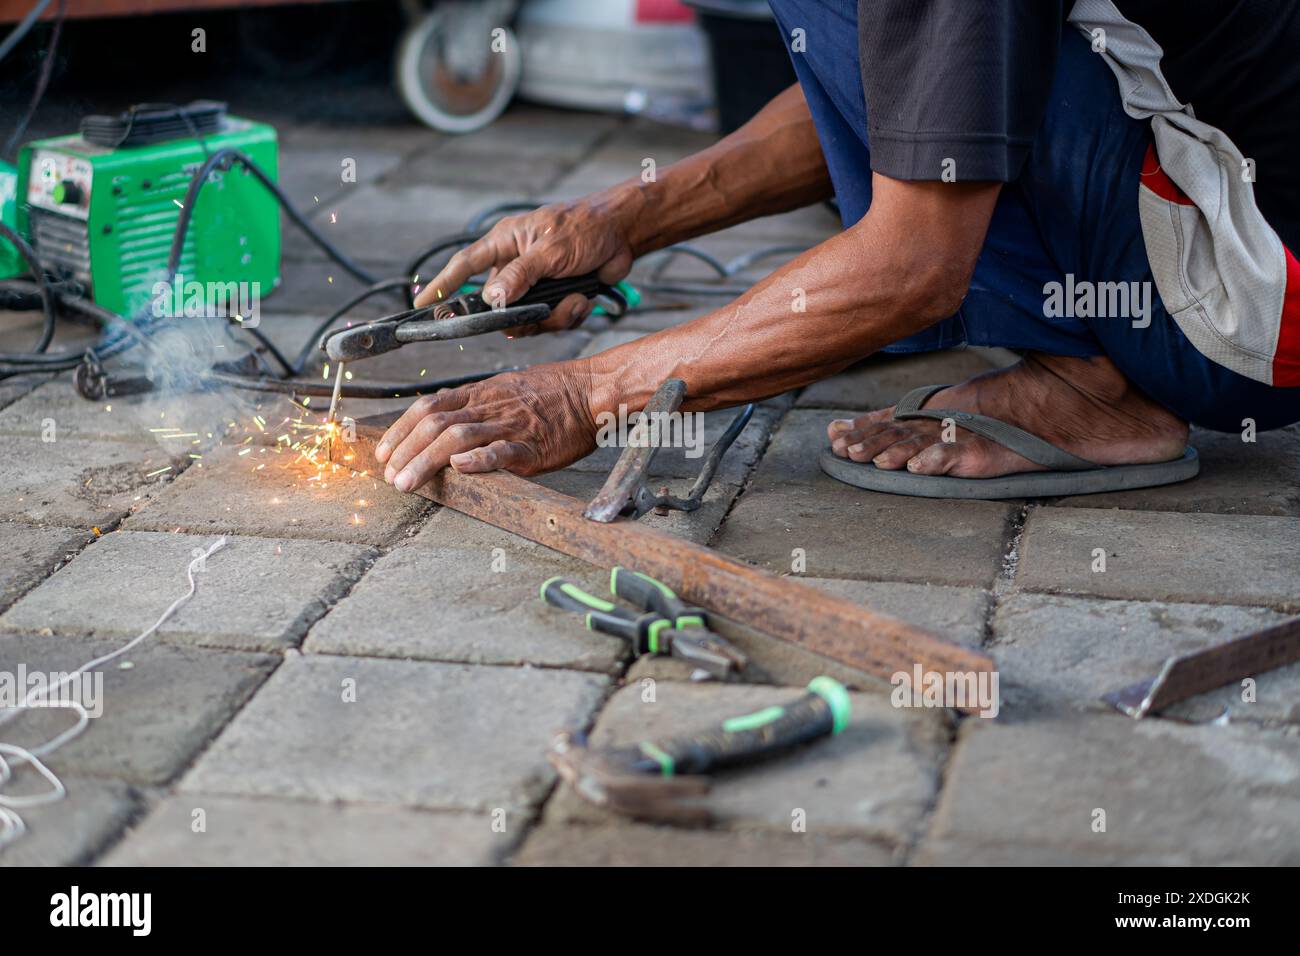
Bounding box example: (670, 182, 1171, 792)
(587, 175, 1002, 413)
(412, 84, 832, 322)
(620, 83, 834, 257)
(376, 176, 1003, 489)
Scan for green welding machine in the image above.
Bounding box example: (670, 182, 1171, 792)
(4, 101, 280, 318)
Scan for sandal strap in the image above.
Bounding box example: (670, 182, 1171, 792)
(892, 384, 1099, 472)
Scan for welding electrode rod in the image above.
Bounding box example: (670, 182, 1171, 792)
(327, 361, 345, 423)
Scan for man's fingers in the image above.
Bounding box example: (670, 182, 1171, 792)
(483, 248, 553, 308)
(392, 422, 499, 492)
(375, 390, 468, 465)
(414, 236, 510, 308)
(449, 439, 533, 474)
(504, 292, 592, 337)
(383, 410, 478, 481)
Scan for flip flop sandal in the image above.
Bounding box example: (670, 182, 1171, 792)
(819, 384, 1200, 500)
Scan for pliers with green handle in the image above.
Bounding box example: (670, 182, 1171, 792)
(539, 568, 747, 679)
(548, 676, 852, 823)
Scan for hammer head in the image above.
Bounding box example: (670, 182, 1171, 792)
(547, 732, 713, 825)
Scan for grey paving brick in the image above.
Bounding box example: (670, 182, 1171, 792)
(0, 374, 236, 447)
(1055, 425, 1300, 516)
(810, 578, 989, 648)
(304, 545, 625, 673)
(103, 795, 511, 866)
(123, 444, 429, 546)
(0, 632, 275, 785)
(546, 121, 715, 198)
(2, 531, 372, 652)
(921, 715, 1300, 865)
(325, 182, 519, 257)
(989, 592, 1300, 722)
(545, 681, 949, 842)
(712, 409, 1014, 586)
(182, 654, 608, 814)
(0, 523, 93, 613)
(1015, 507, 1300, 608)
(408, 505, 567, 563)
(513, 822, 897, 866)
(430, 104, 623, 166)
(278, 129, 432, 222)
(0, 777, 140, 867)
(0, 433, 185, 528)
(795, 349, 1008, 411)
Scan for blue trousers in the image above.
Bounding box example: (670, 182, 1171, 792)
(768, 0, 1300, 431)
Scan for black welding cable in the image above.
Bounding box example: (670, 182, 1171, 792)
(202, 366, 521, 398)
(237, 323, 298, 378)
(168, 148, 382, 289)
(0, 222, 57, 355)
(0, 0, 53, 66)
(402, 232, 482, 304)
(2, 0, 64, 160)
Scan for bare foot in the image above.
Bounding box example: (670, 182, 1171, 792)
(826, 354, 1188, 477)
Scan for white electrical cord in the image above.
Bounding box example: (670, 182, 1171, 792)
(0, 536, 227, 850)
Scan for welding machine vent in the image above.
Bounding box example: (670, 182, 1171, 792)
(28, 209, 90, 285)
(81, 101, 228, 149)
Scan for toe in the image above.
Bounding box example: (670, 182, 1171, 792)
(871, 434, 933, 469)
(844, 423, 912, 461)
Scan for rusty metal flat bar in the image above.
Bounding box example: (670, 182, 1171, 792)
(334, 413, 994, 708)
(1103, 615, 1300, 718)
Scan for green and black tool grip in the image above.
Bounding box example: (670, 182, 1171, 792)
(610, 567, 708, 630)
(624, 677, 852, 778)
(540, 577, 674, 654)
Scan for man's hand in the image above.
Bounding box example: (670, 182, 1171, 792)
(374, 361, 597, 490)
(414, 195, 639, 336)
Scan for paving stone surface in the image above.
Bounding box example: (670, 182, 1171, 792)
(1054, 425, 1300, 516)
(0, 632, 275, 786)
(304, 544, 626, 673)
(545, 681, 950, 844)
(325, 182, 521, 256)
(0, 375, 237, 448)
(1015, 507, 1300, 609)
(183, 654, 608, 814)
(0, 523, 93, 613)
(918, 715, 1300, 865)
(713, 409, 1014, 586)
(123, 444, 429, 546)
(104, 795, 510, 866)
(513, 823, 897, 867)
(0, 777, 140, 867)
(277, 123, 436, 220)
(989, 592, 1300, 723)
(0, 433, 185, 528)
(2, 531, 373, 653)
(9, 100, 1298, 867)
